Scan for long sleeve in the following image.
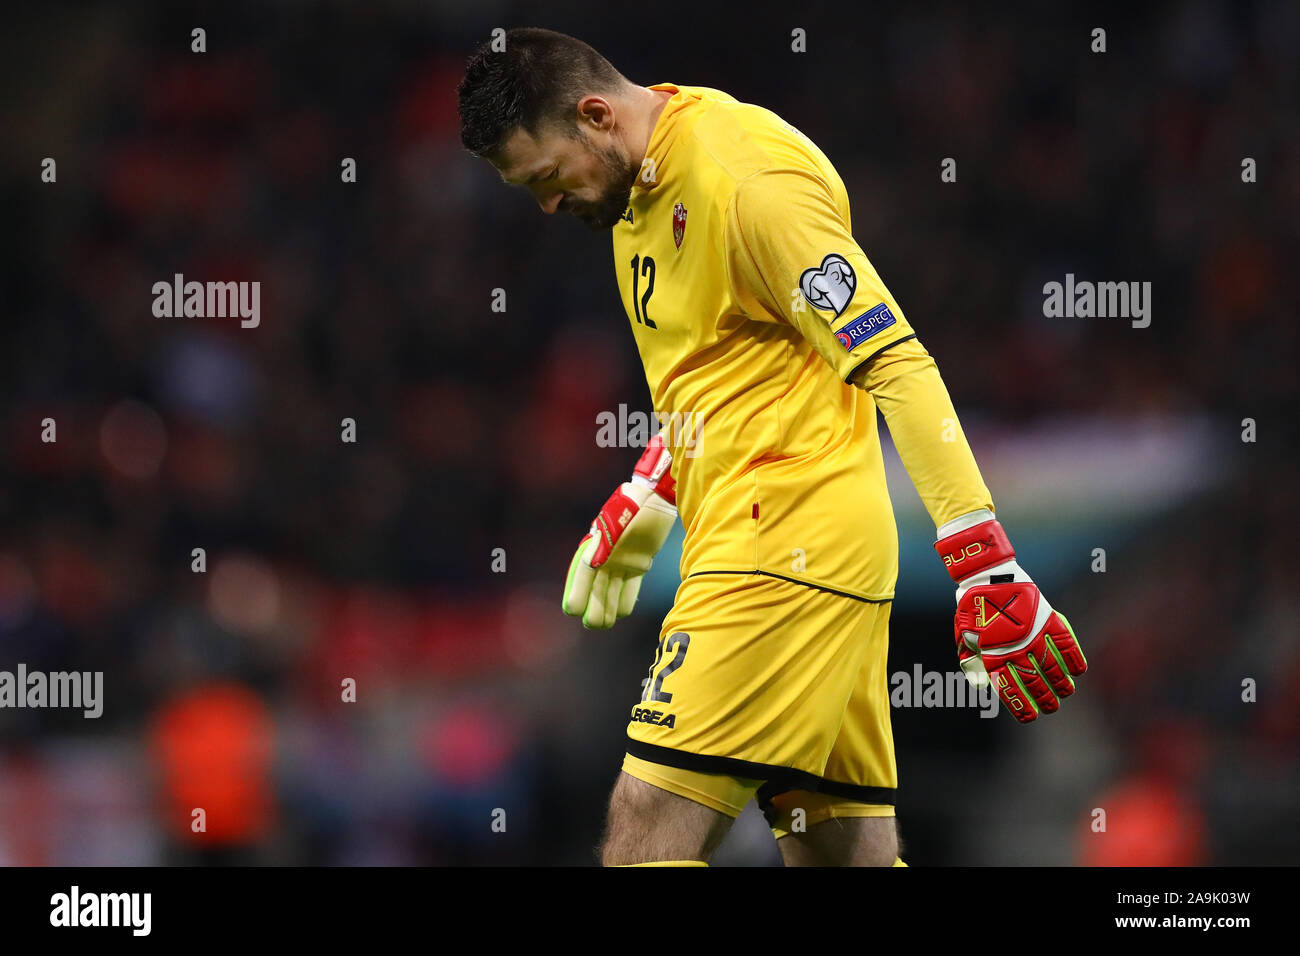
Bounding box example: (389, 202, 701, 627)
(852, 336, 994, 530)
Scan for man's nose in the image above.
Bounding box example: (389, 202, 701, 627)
(537, 191, 564, 215)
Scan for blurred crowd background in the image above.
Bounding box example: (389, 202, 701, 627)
(1, 0, 1296, 865)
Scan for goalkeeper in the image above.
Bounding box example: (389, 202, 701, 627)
(458, 28, 1087, 867)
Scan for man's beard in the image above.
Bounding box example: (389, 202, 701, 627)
(563, 142, 638, 231)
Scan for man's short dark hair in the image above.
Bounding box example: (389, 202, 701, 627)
(457, 27, 626, 159)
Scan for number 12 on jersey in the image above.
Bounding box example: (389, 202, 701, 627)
(629, 254, 657, 329)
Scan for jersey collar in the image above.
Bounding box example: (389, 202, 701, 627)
(637, 83, 690, 192)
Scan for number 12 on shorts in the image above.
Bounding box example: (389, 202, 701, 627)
(641, 632, 690, 703)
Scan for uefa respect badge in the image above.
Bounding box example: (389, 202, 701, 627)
(834, 302, 897, 350)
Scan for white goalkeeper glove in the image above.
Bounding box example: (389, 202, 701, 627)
(561, 435, 678, 629)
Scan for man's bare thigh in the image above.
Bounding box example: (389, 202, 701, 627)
(600, 771, 736, 866)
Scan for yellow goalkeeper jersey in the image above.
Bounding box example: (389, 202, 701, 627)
(613, 83, 929, 601)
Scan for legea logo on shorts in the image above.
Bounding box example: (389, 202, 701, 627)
(834, 302, 897, 351)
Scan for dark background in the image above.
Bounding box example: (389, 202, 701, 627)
(0, 0, 1296, 865)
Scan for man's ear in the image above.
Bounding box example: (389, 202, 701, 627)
(576, 94, 615, 132)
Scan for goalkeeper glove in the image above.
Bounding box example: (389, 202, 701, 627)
(934, 509, 1088, 723)
(562, 435, 678, 629)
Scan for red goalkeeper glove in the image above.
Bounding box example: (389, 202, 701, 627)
(561, 435, 678, 629)
(934, 510, 1088, 723)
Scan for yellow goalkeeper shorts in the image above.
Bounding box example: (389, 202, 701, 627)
(622, 572, 897, 836)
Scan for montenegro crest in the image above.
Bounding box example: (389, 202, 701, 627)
(672, 202, 687, 250)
